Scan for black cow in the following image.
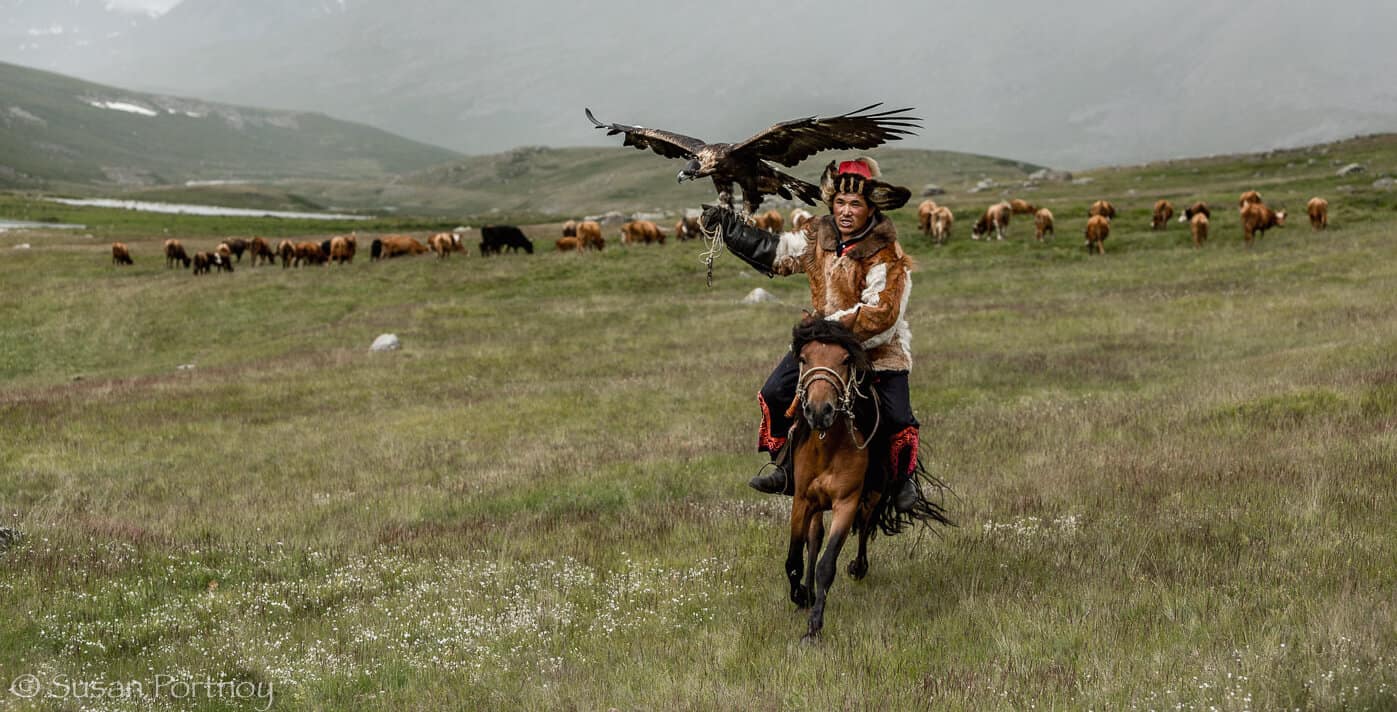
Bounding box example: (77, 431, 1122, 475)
(320, 239, 332, 257)
(223, 237, 248, 262)
(371, 238, 383, 261)
(480, 225, 534, 256)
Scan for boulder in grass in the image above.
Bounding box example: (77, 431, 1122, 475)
(742, 288, 777, 304)
(1336, 163, 1365, 177)
(370, 334, 401, 352)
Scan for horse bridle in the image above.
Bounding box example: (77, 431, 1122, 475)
(795, 363, 880, 450)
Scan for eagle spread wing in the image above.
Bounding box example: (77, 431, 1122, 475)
(730, 103, 921, 167)
(585, 108, 706, 160)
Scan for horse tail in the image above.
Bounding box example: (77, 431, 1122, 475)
(872, 455, 955, 537)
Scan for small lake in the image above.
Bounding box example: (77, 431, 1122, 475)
(45, 198, 372, 221)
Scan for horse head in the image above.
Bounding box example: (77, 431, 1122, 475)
(791, 315, 870, 432)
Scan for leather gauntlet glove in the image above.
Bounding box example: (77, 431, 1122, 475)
(701, 204, 779, 277)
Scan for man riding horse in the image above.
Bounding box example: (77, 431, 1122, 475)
(702, 157, 923, 513)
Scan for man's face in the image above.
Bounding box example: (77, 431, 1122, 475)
(832, 193, 872, 237)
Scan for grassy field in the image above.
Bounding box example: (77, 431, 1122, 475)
(2, 138, 1396, 711)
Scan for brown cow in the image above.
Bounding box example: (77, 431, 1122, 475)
(1089, 200, 1116, 221)
(294, 241, 327, 266)
(1033, 208, 1055, 242)
(1240, 203, 1285, 247)
(621, 220, 665, 245)
(1085, 214, 1111, 254)
(192, 251, 232, 274)
(972, 202, 1011, 240)
(111, 242, 133, 265)
(1190, 212, 1209, 249)
(930, 206, 954, 245)
(751, 209, 783, 232)
(674, 215, 702, 241)
(1179, 202, 1211, 224)
(917, 199, 939, 239)
(577, 221, 605, 250)
(216, 242, 233, 262)
(1009, 199, 1036, 215)
(164, 239, 191, 269)
(277, 239, 296, 268)
(1306, 197, 1329, 231)
(248, 237, 276, 266)
(222, 237, 247, 262)
(378, 235, 428, 259)
(789, 208, 813, 230)
(1151, 200, 1175, 230)
(555, 236, 582, 251)
(331, 234, 359, 264)
(561, 220, 578, 237)
(1239, 190, 1262, 209)
(428, 232, 462, 259)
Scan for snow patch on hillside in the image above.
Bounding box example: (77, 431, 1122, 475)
(83, 99, 158, 116)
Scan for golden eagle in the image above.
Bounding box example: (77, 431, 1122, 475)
(585, 104, 920, 215)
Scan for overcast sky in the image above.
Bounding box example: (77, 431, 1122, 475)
(6, 0, 1396, 168)
(105, 0, 183, 14)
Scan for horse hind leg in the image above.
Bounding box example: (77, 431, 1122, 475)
(846, 497, 878, 581)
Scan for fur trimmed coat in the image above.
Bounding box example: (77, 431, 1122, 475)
(770, 213, 914, 372)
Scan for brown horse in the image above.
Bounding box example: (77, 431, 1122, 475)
(782, 316, 951, 641)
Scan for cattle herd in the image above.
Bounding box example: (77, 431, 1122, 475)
(921, 189, 1329, 254)
(108, 190, 1332, 269)
(111, 228, 532, 272)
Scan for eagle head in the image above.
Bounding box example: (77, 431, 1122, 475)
(676, 159, 702, 183)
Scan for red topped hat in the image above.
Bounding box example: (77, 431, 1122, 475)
(836, 159, 875, 180)
(819, 156, 911, 212)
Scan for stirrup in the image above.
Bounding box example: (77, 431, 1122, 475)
(893, 477, 920, 513)
(748, 462, 788, 494)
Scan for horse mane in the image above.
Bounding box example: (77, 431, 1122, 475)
(790, 315, 870, 374)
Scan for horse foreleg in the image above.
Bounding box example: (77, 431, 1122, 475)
(786, 499, 811, 608)
(802, 513, 825, 611)
(804, 499, 857, 642)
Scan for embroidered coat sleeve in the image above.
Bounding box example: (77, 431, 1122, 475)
(770, 227, 813, 276)
(835, 249, 912, 346)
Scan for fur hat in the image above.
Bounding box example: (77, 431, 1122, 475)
(819, 157, 911, 212)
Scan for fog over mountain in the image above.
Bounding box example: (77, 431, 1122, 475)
(4, 0, 1396, 169)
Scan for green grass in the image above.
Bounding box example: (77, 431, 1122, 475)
(1, 139, 1396, 710)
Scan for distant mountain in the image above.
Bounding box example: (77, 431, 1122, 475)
(0, 0, 158, 75)
(0, 60, 459, 189)
(263, 145, 1043, 218)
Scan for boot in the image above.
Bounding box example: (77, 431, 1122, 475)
(892, 477, 920, 513)
(749, 441, 792, 494)
(748, 465, 788, 494)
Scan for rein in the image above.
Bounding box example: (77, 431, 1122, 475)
(795, 364, 880, 450)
